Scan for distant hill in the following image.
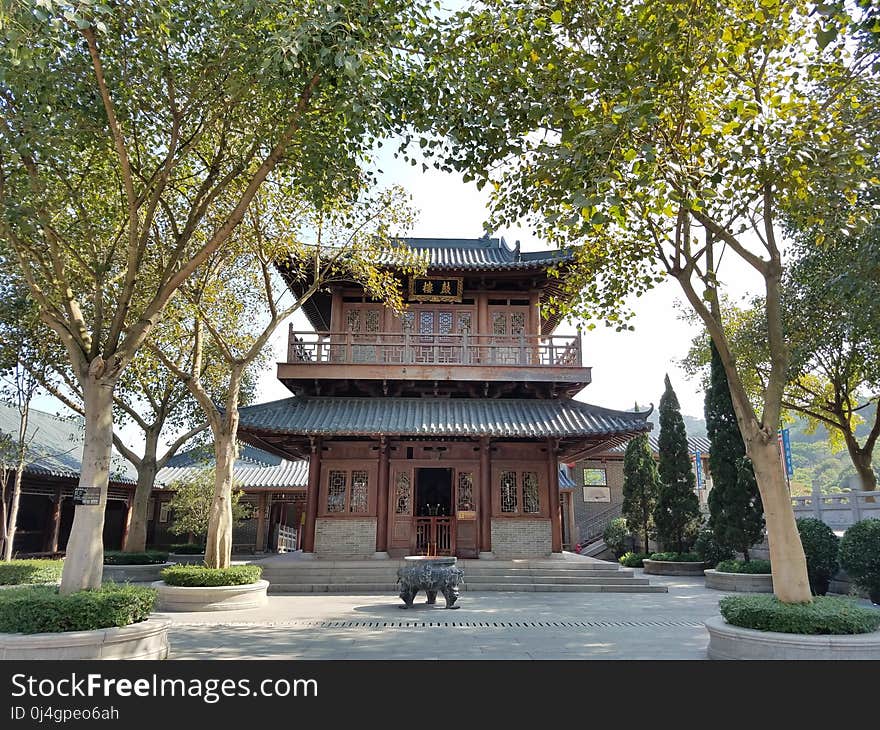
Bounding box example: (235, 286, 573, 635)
(647, 411, 707, 439)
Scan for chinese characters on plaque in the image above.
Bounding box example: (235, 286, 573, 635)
(407, 276, 464, 303)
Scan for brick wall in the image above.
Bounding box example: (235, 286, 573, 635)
(490, 518, 552, 557)
(314, 517, 377, 556)
(571, 458, 625, 546)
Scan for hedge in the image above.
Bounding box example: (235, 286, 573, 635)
(619, 552, 650, 568)
(103, 551, 169, 565)
(0, 560, 63, 586)
(159, 565, 262, 587)
(649, 552, 702, 562)
(0, 584, 156, 634)
(719, 595, 880, 635)
(714, 559, 773, 575)
(839, 519, 880, 603)
(169, 544, 206, 555)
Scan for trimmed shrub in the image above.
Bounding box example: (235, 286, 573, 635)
(0, 584, 156, 634)
(169, 543, 206, 555)
(796, 518, 839, 596)
(693, 527, 735, 568)
(103, 551, 169, 566)
(619, 552, 650, 568)
(649, 552, 702, 562)
(603, 518, 630, 558)
(160, 565, 262, 587)
(839, 518, 880, 604)
(715, 559, 773, 575)
(719, 594, 880, 635)
(0, 560, 63, 585)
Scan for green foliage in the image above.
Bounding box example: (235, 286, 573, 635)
(795, 518, 840, 595)
(167, 470, 251, 541)
(618, 552, 650, 568)
(169, 543, 206, 555)
(649, 552, 702, 563)
(719, 595, 880, 635)
(654, 377, 702, 553)
(103, 551, 168, 566)
(0, 584, 156, 634)
(602, 518, 630, 558)
(715, 559, 773, 575)
(0, 559, 63, 585)
(621, 433, 659, 552)
(693, 527, 735, 568)
(160, 565, 262, 587)
(705, 342, 765, 557)
(839, 519, 880, 601)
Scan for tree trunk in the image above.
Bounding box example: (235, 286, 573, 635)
(204, 428, 237, 569)
(60, 378, 115, 594)
(3, 402, 30, 562)
(846, 443, 876, 492)
(124, 431, 159, 552)
(747, 436, 811, 603)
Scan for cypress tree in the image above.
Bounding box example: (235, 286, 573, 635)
(622, 432, 660, 553)
(654, 375, 701, 552)
(705, 341, 764, 560)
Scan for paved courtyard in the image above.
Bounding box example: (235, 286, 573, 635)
(160, 571, 734, 660)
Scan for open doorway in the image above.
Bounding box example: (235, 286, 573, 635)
(415, 468, 453, 516)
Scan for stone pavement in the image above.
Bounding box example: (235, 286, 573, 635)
(159, 571, 731, 660)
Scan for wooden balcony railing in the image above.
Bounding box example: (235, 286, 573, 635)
(287, 328, 583, 368)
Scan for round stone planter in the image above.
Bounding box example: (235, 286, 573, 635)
(704, 569, 774, 593)
(168, 553, 206, 565)
(102, 562, 173, 583)
(643, 559, 706, 576)
(705, 615, 880, 660)
(152, 579, 269, 612)
(0, 618, 171, 660)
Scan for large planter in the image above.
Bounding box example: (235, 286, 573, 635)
(0, 618, 171, 660)
(153, 579, 269, 612)
(704, 569, 774, 593)
(102, 562, 173, 583)
(643, 559, 706, 577)
(168, 553, 206, 565)
(705, 615, 880, 660)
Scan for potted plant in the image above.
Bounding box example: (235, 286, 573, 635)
(153, 564, 268, 612)
(103, 551, 172, 583)
(704, 559, 773, 592)
(796, 518, 839, 596)
(642, 552, 706, 576)
(839, 518, 880, 605)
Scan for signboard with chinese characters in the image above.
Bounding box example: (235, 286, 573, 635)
(73, 487, 101, 506)
(407, 276, 464, 303)
(456, 510, 477, 520)
(583, 487, 611, 503)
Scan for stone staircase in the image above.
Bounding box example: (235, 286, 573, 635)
(256, 553, 667, 594)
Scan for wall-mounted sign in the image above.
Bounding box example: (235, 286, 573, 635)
(407, 276, 464, 303)
(582, 486, 611, 503)
(73, 487, 101, 506)
(456, 510, 477, 520)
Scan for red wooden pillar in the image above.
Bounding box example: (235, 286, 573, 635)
(547, 439, 563, 553)
(375, 437, 390, 554)
(303, 437, 322, 553)
(479, 436, 492, 553)
(120, 492, 134, 551)
(46, 486, 63, 553)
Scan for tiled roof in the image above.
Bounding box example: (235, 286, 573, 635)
(237, 396, 651, 439)
(386, 237, 574, 271)
(0, 402, 137, 484)
(609, 433, 711, 455)
(157, 444, 307, 490)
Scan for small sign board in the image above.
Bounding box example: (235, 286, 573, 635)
(73, 487, 101, 506)
(583, 487, 611, 503)
(456, 510, 477, 520)
(407, 276, 464, 303)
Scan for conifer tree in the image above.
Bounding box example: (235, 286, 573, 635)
(705, 342, 764, 560)
(622, 433, 660, 553)
(654, 375, 701, 552)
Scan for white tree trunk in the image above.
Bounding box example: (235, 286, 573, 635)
(3, 402, 30, 561)
(204, 432, 236, 569)
(60, 378, 115, 594)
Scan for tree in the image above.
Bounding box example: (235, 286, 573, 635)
(621, 433, 660, 553)
(653, 376, 701, 553)
(0, 0, 433, 592)
(155, 186, 421, 568)
(167, 469, 250, 544)
(705, 342, 765, 560)
(411, 0, 879, 603)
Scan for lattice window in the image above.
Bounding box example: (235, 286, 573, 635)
(511, 312, 526, 336)
(500, 471, 517, 513)
(346, 309, 360, 333)
(402, 311, 415, 332)
(522, 471, 540, 513)
(395, 471, 411, 515)
(457, 472, 474, 511)
(327, 471, 346, 513)
(492, 312, 507, 336)
(365, 310, 380, 334)
(350, 470, 369, 513)
(419, 311, 434, 335)
(457, 312, 472, 334)
(438, 311, 453, 335)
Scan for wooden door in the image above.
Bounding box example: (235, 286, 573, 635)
(388, 465, 414, 553)
(454, 468, 478, 558)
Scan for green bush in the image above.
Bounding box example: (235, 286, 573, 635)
(0, 560, 63, 585)
(160, 564, 262, 587)
(619, 552, 650, 568)
(693, 527, 735, 568)
(0, 584, 156, 634)
(169, 543, 206, 555)
(715, 559, 773, 574)
(839, 518, 880, 603)
(796, 518, 839, 596)
(649, 552, 702, 562)
(103, 551, 169, 565)
(602, 518, 630, 558)
(719, 594, 880, 635)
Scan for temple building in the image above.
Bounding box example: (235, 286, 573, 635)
(237, 236, 651, 559)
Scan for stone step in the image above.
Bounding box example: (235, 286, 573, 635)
(462, 575, 650, 586)
(267, 582, 667, 594)
(263, 572, 645, 586)
(257, 559, 624, 571)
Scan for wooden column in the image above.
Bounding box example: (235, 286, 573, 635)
(375, 437, 390, 553)
(547, 439, 563, 553)
(46, 486, 63, 553)
(479, 436, 492, 553)
(303, 437, 322, 553)
(120, 493, 134, 551)
(255, 493, 268, 552)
